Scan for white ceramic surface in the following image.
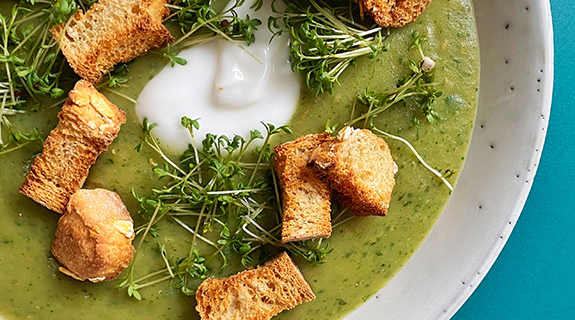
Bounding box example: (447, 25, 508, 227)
(0, 1, 551, 319)
(345, 0, 553, 319)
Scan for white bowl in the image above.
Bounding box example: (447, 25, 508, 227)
(0, 1, 551, 319)
(345, 0, 553, 319)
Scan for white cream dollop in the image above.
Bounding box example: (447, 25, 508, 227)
(136, 2, 300, 152)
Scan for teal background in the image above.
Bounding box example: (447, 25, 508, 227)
(453, 1, 574, 319)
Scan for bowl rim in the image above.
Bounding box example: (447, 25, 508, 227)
(444, 0, 554, 316)
(344, 0, 554, 318)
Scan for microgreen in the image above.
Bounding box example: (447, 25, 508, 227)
(0, 124, 42, 155)
(0, 1, 83, 156)
(269, 0, 389, 96)
(165, 0, 263, 65)
(120, 118, 331, 299)
(0, 0, 264, 156)
(163, 44, 187, 67)
(371, 125, 454, 192)
(341, 32, 453, 191)
(346, 32, 442, 127)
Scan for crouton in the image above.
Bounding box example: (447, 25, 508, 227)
(359, 0, 432, 28)
(274, 133, 332, 243)
(311, 127, 396, 217)
(195, 251, 315, 320)
(52, 189, 135, 282)
(19, 80, 125, 213)
(50, 0, 173, 84)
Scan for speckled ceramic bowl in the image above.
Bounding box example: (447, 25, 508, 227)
(345, 0, 553, 319)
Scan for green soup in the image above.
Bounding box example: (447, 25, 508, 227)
(0, 0, 479, 319)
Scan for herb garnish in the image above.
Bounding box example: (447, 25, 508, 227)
(269, 0, 389, 96)
(120, 118, 332, 299)
(347, 31, 442, 127)
(165, 0, 263, 65)
(0, 1, 82, 155)
(341, 31, 453, 191)
(0, 0, 263, 156)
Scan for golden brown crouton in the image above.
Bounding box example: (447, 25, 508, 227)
(195, 251, 315, 320)
(19, 80, 125, 213)
(360, 0, 432, 28)
(51, 0, 173, 84)
(311, 127, 396, 217)
(274, 133, 332, 243)
(52, 189, 135, 282)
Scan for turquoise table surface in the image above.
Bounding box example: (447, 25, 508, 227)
(453, 1, 574, 319)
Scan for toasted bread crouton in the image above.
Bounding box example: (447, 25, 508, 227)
(274, 133, 332, 243)
(311, 127, 396, 217)
(359, 0, 431, 28)
(19, 80, 125, 213)
(51, 0, 173, 84)
(195, 251, 315, 320)
(52, 189, 135, 282)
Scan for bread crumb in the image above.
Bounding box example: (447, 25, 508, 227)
(50, 0, 173, 83)
(19, 80, 125, 213)
(52, 189, 135, 282)
(195, 252, 315, 320)
(360, 0, 432, 27)
(274, 133, 332, 243)
(310, 127, 396, 216)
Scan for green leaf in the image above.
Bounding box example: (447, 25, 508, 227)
(128, 284, 142, 300)
(50, 87, 64, 99)
(181, 116, 200, 130)
(173, 56, 187, 66)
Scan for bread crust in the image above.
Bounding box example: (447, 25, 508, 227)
(274, 133, 332, 243)
(50, 0, 174, 84)
(360, 0, 432, 27)
(195, 251, 315, 320)
(311, 127, 396, 217)
(52, 189, 135, 282)
(19, 80, 125, 213)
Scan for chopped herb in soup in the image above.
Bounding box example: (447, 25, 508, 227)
(0, 0, 479, 319)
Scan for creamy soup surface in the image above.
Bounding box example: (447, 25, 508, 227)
(0, 0, 479, 319)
